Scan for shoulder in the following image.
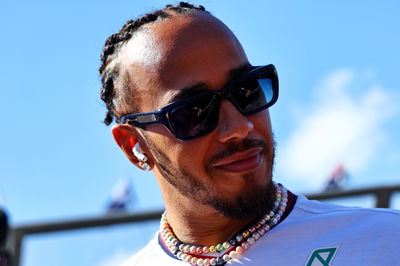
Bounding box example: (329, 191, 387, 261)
(296, 194, 400, 215)
(121, 233, 185, 266)
(268, 195, 400, 264)
(121, 234, 160, 266)
(291, 194, 400, 227)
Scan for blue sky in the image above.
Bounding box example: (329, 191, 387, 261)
(1, 1, 400, 265)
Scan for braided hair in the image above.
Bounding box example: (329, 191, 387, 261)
(99, 2, 207, 125)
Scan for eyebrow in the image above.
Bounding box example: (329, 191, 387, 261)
(228, 63, 253, 79)
(168, 63, 253, 104)
(167, 82, 209, 104)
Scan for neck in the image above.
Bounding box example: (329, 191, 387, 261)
(158, 176, 280, 246)
(154, 167, 259, 246)
(165, 200, 253, 246)
(159, 182, 288, 265)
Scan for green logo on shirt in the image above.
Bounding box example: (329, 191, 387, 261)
(306, 247, 338, 266)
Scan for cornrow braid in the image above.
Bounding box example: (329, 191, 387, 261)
(99, 2, 207, 125)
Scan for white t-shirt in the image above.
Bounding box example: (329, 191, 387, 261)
(122, 195, 400, 266)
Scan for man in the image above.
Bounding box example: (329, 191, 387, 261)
(99, 3, 400, 265)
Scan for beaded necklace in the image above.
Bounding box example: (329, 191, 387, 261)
(160, 183, 288, 266)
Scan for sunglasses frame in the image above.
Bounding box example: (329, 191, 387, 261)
(120, 64, 279, 140)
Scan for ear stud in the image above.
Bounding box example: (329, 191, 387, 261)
(132, 143, 151, 171)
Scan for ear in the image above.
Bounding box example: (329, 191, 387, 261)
(111, 124, 150, 169)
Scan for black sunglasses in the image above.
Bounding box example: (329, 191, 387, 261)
(120, 64, 279, 140)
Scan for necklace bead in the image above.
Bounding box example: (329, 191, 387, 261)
(216, 257, 224, 265)
(242, 241, 250, 249)
(236, 235, 244, 242)
(222, 254, 230, 262)
(210, 258, 217, 265)
(222, 241, 230, 249)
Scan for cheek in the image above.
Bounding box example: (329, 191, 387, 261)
(176, 138, 212, 171)
(143, 124, 176, 140)
(252, 110, 272, 135)
(147, 131, 209, 171)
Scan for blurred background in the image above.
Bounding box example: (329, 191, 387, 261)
(1, 0, 399, 265)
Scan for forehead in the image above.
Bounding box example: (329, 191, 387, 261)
(120, 12, 249, 111)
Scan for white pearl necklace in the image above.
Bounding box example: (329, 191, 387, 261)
(160, 183, 288, 265)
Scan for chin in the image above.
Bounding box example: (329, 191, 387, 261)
(207, 180, 275, 220)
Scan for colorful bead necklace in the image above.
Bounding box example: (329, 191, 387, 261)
(160, 183, 288, 266)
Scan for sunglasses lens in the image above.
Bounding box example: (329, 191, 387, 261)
(169, 93, 220, 139)
(232, 78, 274, 114)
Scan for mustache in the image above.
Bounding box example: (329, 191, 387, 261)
(207, 138, 267, 166)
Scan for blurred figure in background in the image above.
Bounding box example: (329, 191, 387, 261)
(106, 178, 135, 214)
(0, 209, 12, 266)
(325, 164, 349, 192)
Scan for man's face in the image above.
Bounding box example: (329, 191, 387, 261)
(121, 13, 275, 219)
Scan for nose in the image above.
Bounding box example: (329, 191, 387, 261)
(217, 99, 254, 143)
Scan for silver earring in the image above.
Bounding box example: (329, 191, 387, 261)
(138, 162, 151, 171)
(132, 143, 148, 162)
(133, 143, 151, 171)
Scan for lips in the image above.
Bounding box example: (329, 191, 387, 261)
(212, 147, 263, 173)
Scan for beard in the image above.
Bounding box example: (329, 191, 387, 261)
(147, 137, 276, 220)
